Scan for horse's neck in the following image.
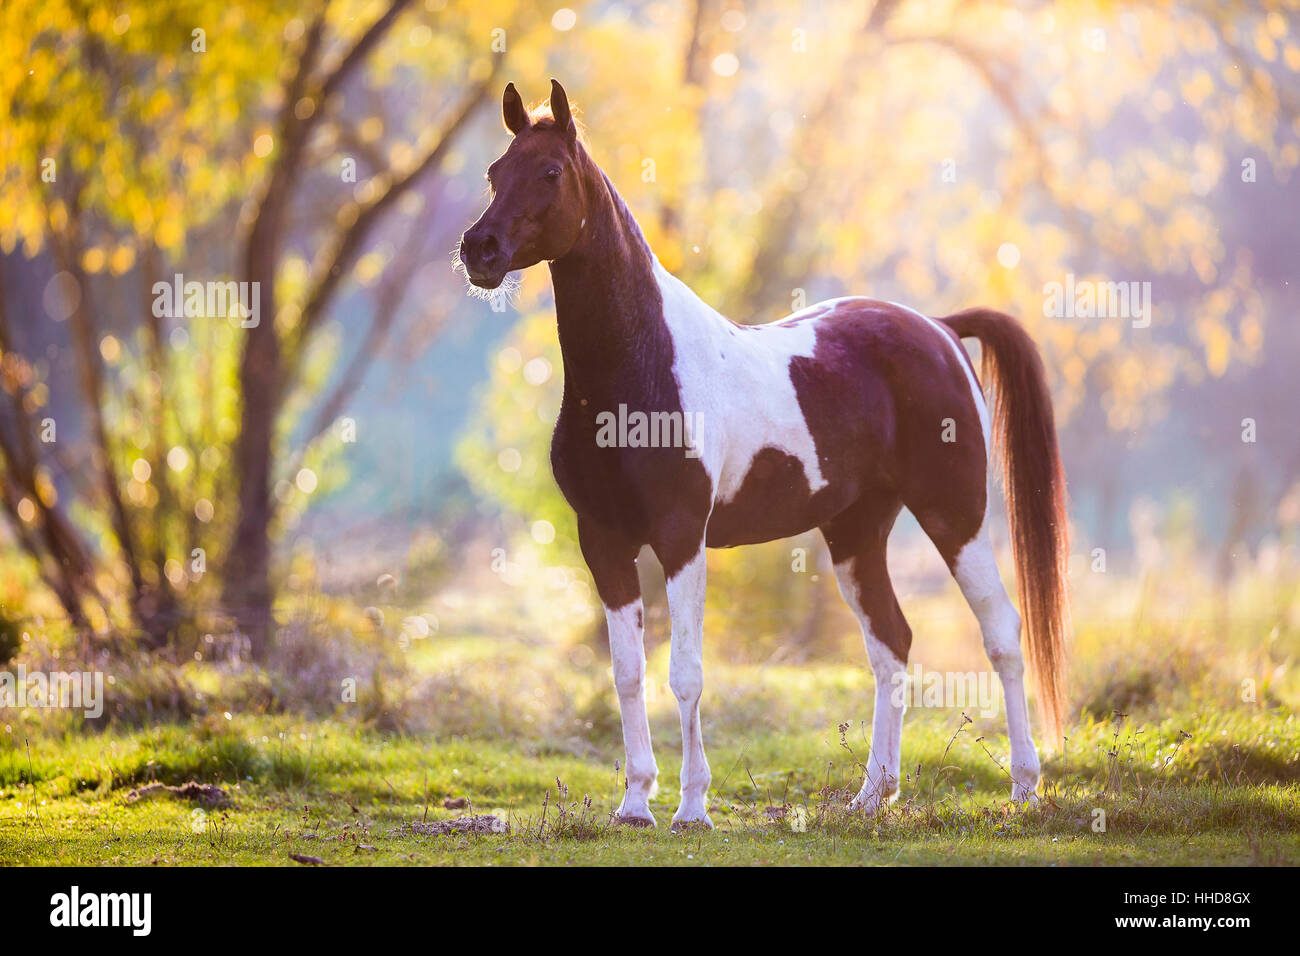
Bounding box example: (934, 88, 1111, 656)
(549, 166, 678, 403)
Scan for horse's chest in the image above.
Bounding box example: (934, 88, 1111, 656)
(550, 403, 712, 538)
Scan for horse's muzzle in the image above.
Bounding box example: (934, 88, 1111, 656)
(459, 230, 509, 288)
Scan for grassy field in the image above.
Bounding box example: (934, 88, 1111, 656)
(3, 555, 1298, 866)
(2, 665, 1296, 865)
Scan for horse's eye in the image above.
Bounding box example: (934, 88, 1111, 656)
(545, 167, 562, 181)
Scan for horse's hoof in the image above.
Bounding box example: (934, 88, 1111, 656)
(616, 811, 656, 828)
(670, 815, 714, 832)
(1012, 787, 1039, 806)
(848, 788, 898, 814)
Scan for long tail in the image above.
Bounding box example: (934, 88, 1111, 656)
(940, 308, 1070, 745)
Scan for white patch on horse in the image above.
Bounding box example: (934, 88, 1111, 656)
(888, 300, 992, 450)
(605, 599, 659, 824)
(652, 259, 828, 505)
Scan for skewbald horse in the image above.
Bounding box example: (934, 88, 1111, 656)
(459, 80, 1069, 828)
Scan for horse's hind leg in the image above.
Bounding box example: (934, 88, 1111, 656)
(911, 500, 1040, 802)
(821, 496, 911, 812)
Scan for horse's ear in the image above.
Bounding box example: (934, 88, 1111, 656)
(502, 82, 529, 135)
(549, 78, 576, 138)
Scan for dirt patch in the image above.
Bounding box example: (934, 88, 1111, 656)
(390, 815, 508, 836)
(124, 781, 232, 808)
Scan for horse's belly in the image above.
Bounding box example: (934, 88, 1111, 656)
(704, 446, 854, 547)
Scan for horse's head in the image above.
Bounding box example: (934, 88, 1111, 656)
(458, 79, 587, 290)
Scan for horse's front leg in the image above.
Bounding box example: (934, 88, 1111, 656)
(604, 599, 658, 825)
(579, 519, 658, 826)
(663, 545, 712, 828)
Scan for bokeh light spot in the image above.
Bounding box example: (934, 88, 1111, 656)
(712, 53, 739, 77)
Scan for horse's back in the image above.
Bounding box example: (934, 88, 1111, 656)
(701, 295, 989, 547)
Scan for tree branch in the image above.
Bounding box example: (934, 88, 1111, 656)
(285, 71, 498, 377)
(279, 196, 444, 490)
(0, 265, 102, 624)
(46, 199, 147, 611)
(317, 0, 416, 106)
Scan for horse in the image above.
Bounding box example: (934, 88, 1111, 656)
(458, 79, 1069, 828)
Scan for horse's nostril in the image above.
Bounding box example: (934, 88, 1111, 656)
(462, 231, 503, 274)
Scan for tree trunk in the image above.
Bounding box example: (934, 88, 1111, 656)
(223, 234, 280, 657)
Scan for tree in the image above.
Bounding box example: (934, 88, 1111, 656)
(0, 0, 560, 650)
(221, 0, 512, 652)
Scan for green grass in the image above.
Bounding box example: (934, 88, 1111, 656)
(3, 701, 1296, 866)
(4, 561, 1297, 866)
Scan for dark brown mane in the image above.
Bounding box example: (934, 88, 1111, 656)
(593, 165, 653, 259)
